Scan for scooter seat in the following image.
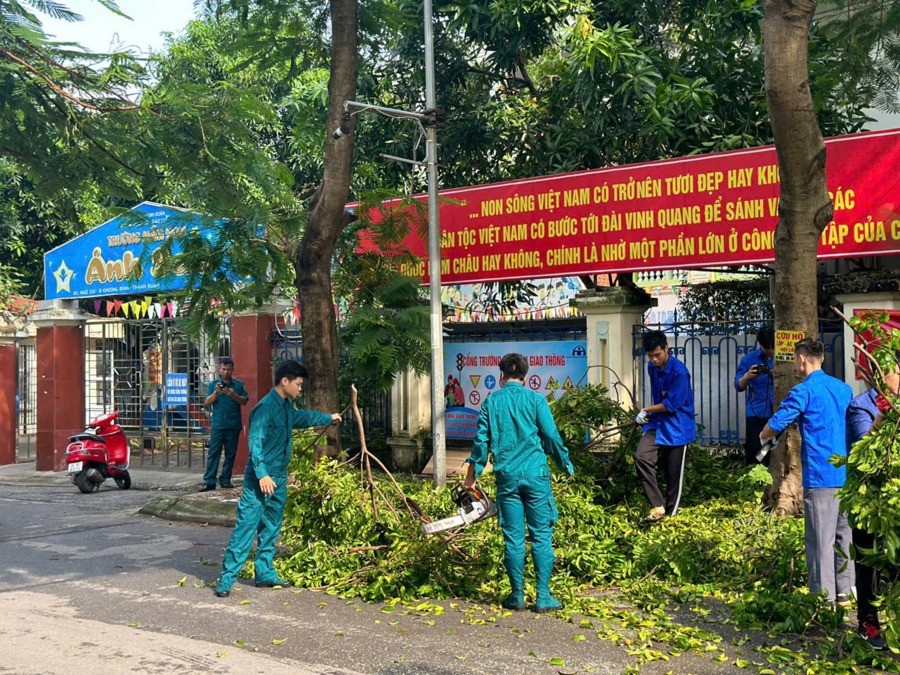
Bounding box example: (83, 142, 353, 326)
(69, 432, 105, 444)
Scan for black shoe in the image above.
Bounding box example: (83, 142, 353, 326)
(199, 484, 216, 492)
(255, 578, 293, 588)
(858, 621, 886, 650)
(214, 589, 230, 598)
(220, 482, 235, 489)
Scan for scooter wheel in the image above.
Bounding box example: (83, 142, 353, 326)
(74, 471, 99, 494)
(114, 472, 131, 490)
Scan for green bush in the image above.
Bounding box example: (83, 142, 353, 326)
(269, 383, 899, 671)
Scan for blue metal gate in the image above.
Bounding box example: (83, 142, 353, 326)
(272, 319, 393, 441)
(632, 319, 844, 447)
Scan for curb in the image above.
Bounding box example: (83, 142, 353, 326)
(0, 476, 202, 492)
(0, 471, 209, 492)
(0, 475, 70, 488)
(138, 495, 237, 527)
(130, 481, 205, 492)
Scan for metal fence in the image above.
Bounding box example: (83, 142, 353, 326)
(16, 342, 37, 462)
(271, 318, 393, 444)
(444, 317, 587, 344)
(84, 317, 231, 468)
(633, 319, 844, 447)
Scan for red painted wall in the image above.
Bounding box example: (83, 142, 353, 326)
(229, 314, 275, 474)
(36, 325, 85, 470)
(0, 344, 16, 465)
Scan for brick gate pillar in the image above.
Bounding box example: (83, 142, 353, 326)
(570, 287, 653, 410)
(33, 301, 89, 471)
(835, 291, 900, 397)
(0, 325, 22, 465)
(229, 305, 285, 474)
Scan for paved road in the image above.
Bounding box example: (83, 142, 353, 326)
(0, 484, 734, 674)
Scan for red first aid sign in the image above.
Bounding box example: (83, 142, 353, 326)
(358, 129, 900, 285)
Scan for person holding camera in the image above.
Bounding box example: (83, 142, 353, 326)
(201, 358, 248, 491)
(635, 330, 696, 523)
(734, 327, 775, 464)
(760, 338, 854, 604)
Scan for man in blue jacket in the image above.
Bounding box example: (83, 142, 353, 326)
(635, 330, 696, 522)
(734, 327, 775, 464)
(761, 338, 854, 603)
(214, 360, 341, 597)
(464, 353, 574, 613)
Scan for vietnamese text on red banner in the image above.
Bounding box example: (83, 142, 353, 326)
(357, 129, 900, 285)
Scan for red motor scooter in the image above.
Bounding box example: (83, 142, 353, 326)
(66, 411, 132, 493)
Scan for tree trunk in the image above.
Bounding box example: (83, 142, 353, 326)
(294, 0, 358, 460)
(762, 0, 834, 515)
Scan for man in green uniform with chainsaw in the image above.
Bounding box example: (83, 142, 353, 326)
(464, 352, 574, 613)
(214, 360, 341, 597)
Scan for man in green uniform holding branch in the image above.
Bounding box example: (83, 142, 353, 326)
(464, 352, 574, 613)
(214, 360, 341, 597)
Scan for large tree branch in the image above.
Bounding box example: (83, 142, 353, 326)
(0, 48, 140, 112)
(22, 40, 138, 105)
(33, 84, 150, 179)
(466, 65, 537, 95)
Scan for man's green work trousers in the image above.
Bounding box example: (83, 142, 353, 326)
(217, 472, 288, 590)
(496, 473, 559, 604)
(203, 427, 240, 487)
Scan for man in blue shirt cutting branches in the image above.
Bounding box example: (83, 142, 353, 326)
(634, 330, 696, 523)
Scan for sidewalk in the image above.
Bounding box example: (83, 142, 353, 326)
(0, 460, 211, 490)
(0, 461, 239, 526)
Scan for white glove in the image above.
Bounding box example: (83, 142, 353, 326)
(756, 434, 777, 462)
(635, 410, 649, 425)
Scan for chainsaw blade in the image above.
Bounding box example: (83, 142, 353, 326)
(421, 515, 467, 534)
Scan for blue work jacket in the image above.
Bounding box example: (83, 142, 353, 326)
(734, 349, 775, 418)
(768, 370, 852, 489)
(206, 378, 248, 430)
(847, 388, 879, 446)
(642, 356, 696, 446)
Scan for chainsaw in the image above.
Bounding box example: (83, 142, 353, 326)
(422, 485, 498, 535)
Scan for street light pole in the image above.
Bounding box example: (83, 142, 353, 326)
(338, 1, 446, 488)
(423, 0, 446, 488)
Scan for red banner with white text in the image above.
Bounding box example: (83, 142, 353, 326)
(358, 129, 900, 285)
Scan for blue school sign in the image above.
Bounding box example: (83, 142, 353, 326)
(44, 202, 208, 300)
